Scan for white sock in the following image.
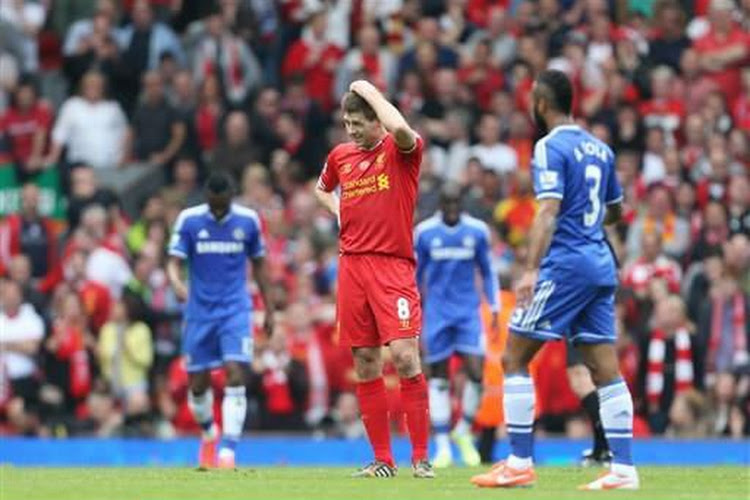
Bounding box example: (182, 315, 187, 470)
(188, 390, 215, 438)
(221, 385, 247, 450)
(504, 374, 535, 469)
(429, 378, 451, 453)
(454, 380, 481, 435)
(435, 433, 451, 454)
(598, 379, 635, 469)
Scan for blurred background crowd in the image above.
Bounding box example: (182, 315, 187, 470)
(0, 0, 748, 444)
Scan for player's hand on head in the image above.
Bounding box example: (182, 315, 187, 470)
(515, 269, 538, 309)
(349, 80, 377, 96)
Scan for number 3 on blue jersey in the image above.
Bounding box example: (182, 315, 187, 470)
(584, 164, 602, 227)
(531, 125, 622, 237)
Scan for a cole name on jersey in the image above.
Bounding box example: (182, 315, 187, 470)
(573, 140, 610, 163)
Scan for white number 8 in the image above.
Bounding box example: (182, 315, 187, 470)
(396, 297, 410, 320)
(584, 164, 602, 228)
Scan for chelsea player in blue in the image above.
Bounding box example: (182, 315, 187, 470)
(167, 172, 275, 470)
(415, 184, 500, 469)
(471, 70, 639, 490)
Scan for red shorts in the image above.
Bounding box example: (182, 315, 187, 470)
(337, 254, 422, 348)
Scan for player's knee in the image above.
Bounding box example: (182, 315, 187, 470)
(567, 365, 595, 397)
(466, 366, 483, 384)
(353, 349, 382, 380)
(224, 362, 248, 387)
(429, 361, 449, 379)
(463, 356, 484, 383)
(392, 348, 421, 378)
(189, 373, 211, 395)
(588, 365, 620, 387)
(501, 352, 526, 375)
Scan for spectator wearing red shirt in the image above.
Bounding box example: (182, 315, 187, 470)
(640, 66, 685, 143)
(194, 74, 224, 156)
(60, 248, 111, 333)
(457, 39, 504, 112)
(623, 232, 683, 296)
(249, 330, 309, 431)
(282, 11, 344, 112)
(0, 80, 52, 179)
(693, 0, 750, 104)
(676, 48, 720, 115)
(732, 67, 750, 132)
(0, 184, 59, 291)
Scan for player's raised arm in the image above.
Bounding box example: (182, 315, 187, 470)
(349, 80, 417, 152)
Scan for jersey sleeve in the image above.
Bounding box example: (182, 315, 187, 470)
(396, 134, 423, 170)
(317, 150, 339, 192)
(475, 226, 500, 313)
(532, 139, 565, 200)
(246, 217, 266, 259)
(604, 155, 623, 205)
(168, 211, 191, 259)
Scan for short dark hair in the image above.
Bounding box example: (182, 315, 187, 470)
(535, 69, 573, 115)
(342, 91, 377, 121)
(204, 171, 234, 195)
(440, 182, 463, 202)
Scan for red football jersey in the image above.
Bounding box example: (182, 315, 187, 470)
(317, 134, 423, 261)
(0, 102, 52, 163)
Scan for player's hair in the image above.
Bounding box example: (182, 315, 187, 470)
(440, 182, 463, 202)
(535, 69, 573, 115)
(342, 91, 377, 121)
(204, 171, 234, 195)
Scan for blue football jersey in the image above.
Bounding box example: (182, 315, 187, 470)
(168, 203, 265, 320)
(532, 124, 622, 285)
(415, 213, 500, 319)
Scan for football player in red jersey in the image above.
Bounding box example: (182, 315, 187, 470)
(315, 80, 433, 479)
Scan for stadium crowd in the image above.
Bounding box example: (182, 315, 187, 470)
(0, 0, 748, 443)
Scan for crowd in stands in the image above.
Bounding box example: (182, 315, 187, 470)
(0, 0, 748, 441)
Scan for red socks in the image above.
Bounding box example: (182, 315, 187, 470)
(356, 377, 394, 466)
(400, 373, 430, 463)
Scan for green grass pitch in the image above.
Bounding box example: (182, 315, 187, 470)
(1, 466, 748, 500)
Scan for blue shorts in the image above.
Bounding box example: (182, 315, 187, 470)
(509, 270, 616, 345)
(182, 312, 252, 373)
(422, 312, 485, 363)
